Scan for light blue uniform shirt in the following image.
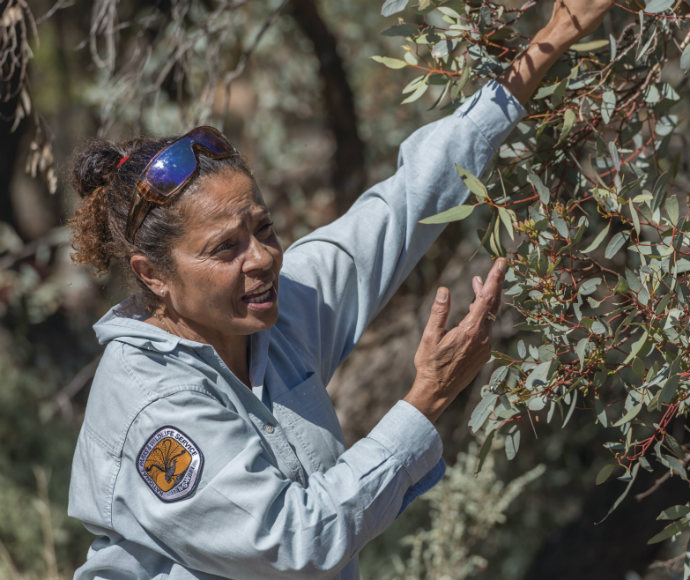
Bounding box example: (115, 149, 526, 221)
(68, 81, 524, 580)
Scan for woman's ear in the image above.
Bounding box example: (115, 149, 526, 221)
(130, 254, 168, 298)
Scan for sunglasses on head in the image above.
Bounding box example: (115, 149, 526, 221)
(125, 126, 239, 242)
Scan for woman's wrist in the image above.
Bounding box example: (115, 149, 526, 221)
(403, 376, 448, 425)
(497, 26, 567, 106)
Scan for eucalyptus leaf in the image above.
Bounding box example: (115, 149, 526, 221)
(371, 55, 407, 69)
(381, 0, 410, 16)
(681, 44, 690, 72)
(595, 463, 616, 485)
(570, 39, 609, 52)
(644, 0, 674, 13)
(582, 222, 610, 253)
(605, 231, 628, 260)
(657, 505, 690, 521)
(455, 164, 489, 202)
(420, 204, 474, 224)
(505, 428, 521, 461)
(648, 519, 690, 545)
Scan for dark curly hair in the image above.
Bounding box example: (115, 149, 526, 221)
(69, 130, 251, 308)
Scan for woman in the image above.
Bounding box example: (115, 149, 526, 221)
(68, 2, 614, 578)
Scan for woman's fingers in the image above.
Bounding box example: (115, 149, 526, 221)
(421, 287, 451, 345)
(472, 275, 484, 296)
(552, 0, 616, 41)
(466, 258, 507, 326)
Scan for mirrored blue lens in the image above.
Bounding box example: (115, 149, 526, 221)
(140, 127, 236, 199)
(187, 127, 234, 156)
(145, 140, 198, 196)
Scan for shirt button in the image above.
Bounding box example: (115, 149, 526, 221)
(263, 423, 275, 434)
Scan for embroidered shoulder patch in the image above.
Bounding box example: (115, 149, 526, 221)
(137, 426, 203, 502)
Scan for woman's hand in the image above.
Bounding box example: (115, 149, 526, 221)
(549, 0, 617, 45)
(498, 0, 616, 105)
(404, 258, 507, 424)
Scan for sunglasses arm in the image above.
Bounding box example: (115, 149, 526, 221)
(126, 193, 154, 242)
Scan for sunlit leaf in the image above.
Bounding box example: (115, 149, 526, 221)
(381, 0, 410, 16)
(455, 164, 489, 202)
(420, 204, 474, 224)
(555, 109, 576, 146)
(371, 55, 408, 69)
(570, 39, 609, 52)
(645, 0, 674, 13)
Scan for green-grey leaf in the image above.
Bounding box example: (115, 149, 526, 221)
(381, 23, 418, 37)
(601, 90, 616, 124)
(381, 0, 410, 17)
(582, 222, 610, 253)
(594, 396, 608, 427)
(556, 109, 576, 146)
(658, 505, 690, 521)
(505, 428, 520, 460)
(370, 55, 407, 69)
(624, 329, 649, 364)
(455, 164, 489, 202)
(666, 196, 679, 225)
(563, 388, 578, 427)
(420, 204, 474, 224)
(525, 361, 552, 390)
(579, 277, 601, 296)
(469, 392, 498, 433)
(598, 463, 639, 523)
(575, 338, 589, 370)
(629, 199, 641, 237)
(476, 430, 495, 475)
(498, 207, 515, 241)
(612, 401, 643, 428)
(644, 0, 674, 13)
(401, 82, 428, 104)
(605, 231, 628, 260)
(570, 39, 609, 52)
(527, 171, 550, 204)
(648, 519, 690, 544)
(681, 44, 690, 72)
(595, 463, 616, 485)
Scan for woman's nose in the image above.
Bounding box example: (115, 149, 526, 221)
(243, 236, 273, 273)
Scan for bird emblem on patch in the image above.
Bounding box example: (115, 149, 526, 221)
(137, 426, 203, 502)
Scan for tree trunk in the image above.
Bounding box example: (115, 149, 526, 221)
(289, 0, 366, 213)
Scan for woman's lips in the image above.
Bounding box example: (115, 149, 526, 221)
(242, 283, 277, 309)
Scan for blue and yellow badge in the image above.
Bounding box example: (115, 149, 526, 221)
(137, 426, 203, 502)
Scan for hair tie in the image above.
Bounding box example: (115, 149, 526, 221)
(117, 155, 130, 168)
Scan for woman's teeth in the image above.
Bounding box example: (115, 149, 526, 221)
(244, 284, 273, 303)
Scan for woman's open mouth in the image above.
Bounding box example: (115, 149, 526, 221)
(242, 282, 277, 309)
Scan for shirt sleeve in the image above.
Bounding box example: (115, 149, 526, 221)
(115, 392, 442, 580)
(278, 81, 525, 382)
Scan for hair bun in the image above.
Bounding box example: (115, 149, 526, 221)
(71, 139, 124, 198)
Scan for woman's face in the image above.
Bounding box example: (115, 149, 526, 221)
(162, 169, 283, 346)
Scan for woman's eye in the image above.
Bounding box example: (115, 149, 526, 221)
(213, 240, 236, 254)
(257, 222, 274, 238)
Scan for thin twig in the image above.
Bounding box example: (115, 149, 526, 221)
(36, 0, 74, 26)
(46, 355, 101, 422)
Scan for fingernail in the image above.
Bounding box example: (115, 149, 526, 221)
(497, 258, 507, 273)
(436, 287, 449, 303)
